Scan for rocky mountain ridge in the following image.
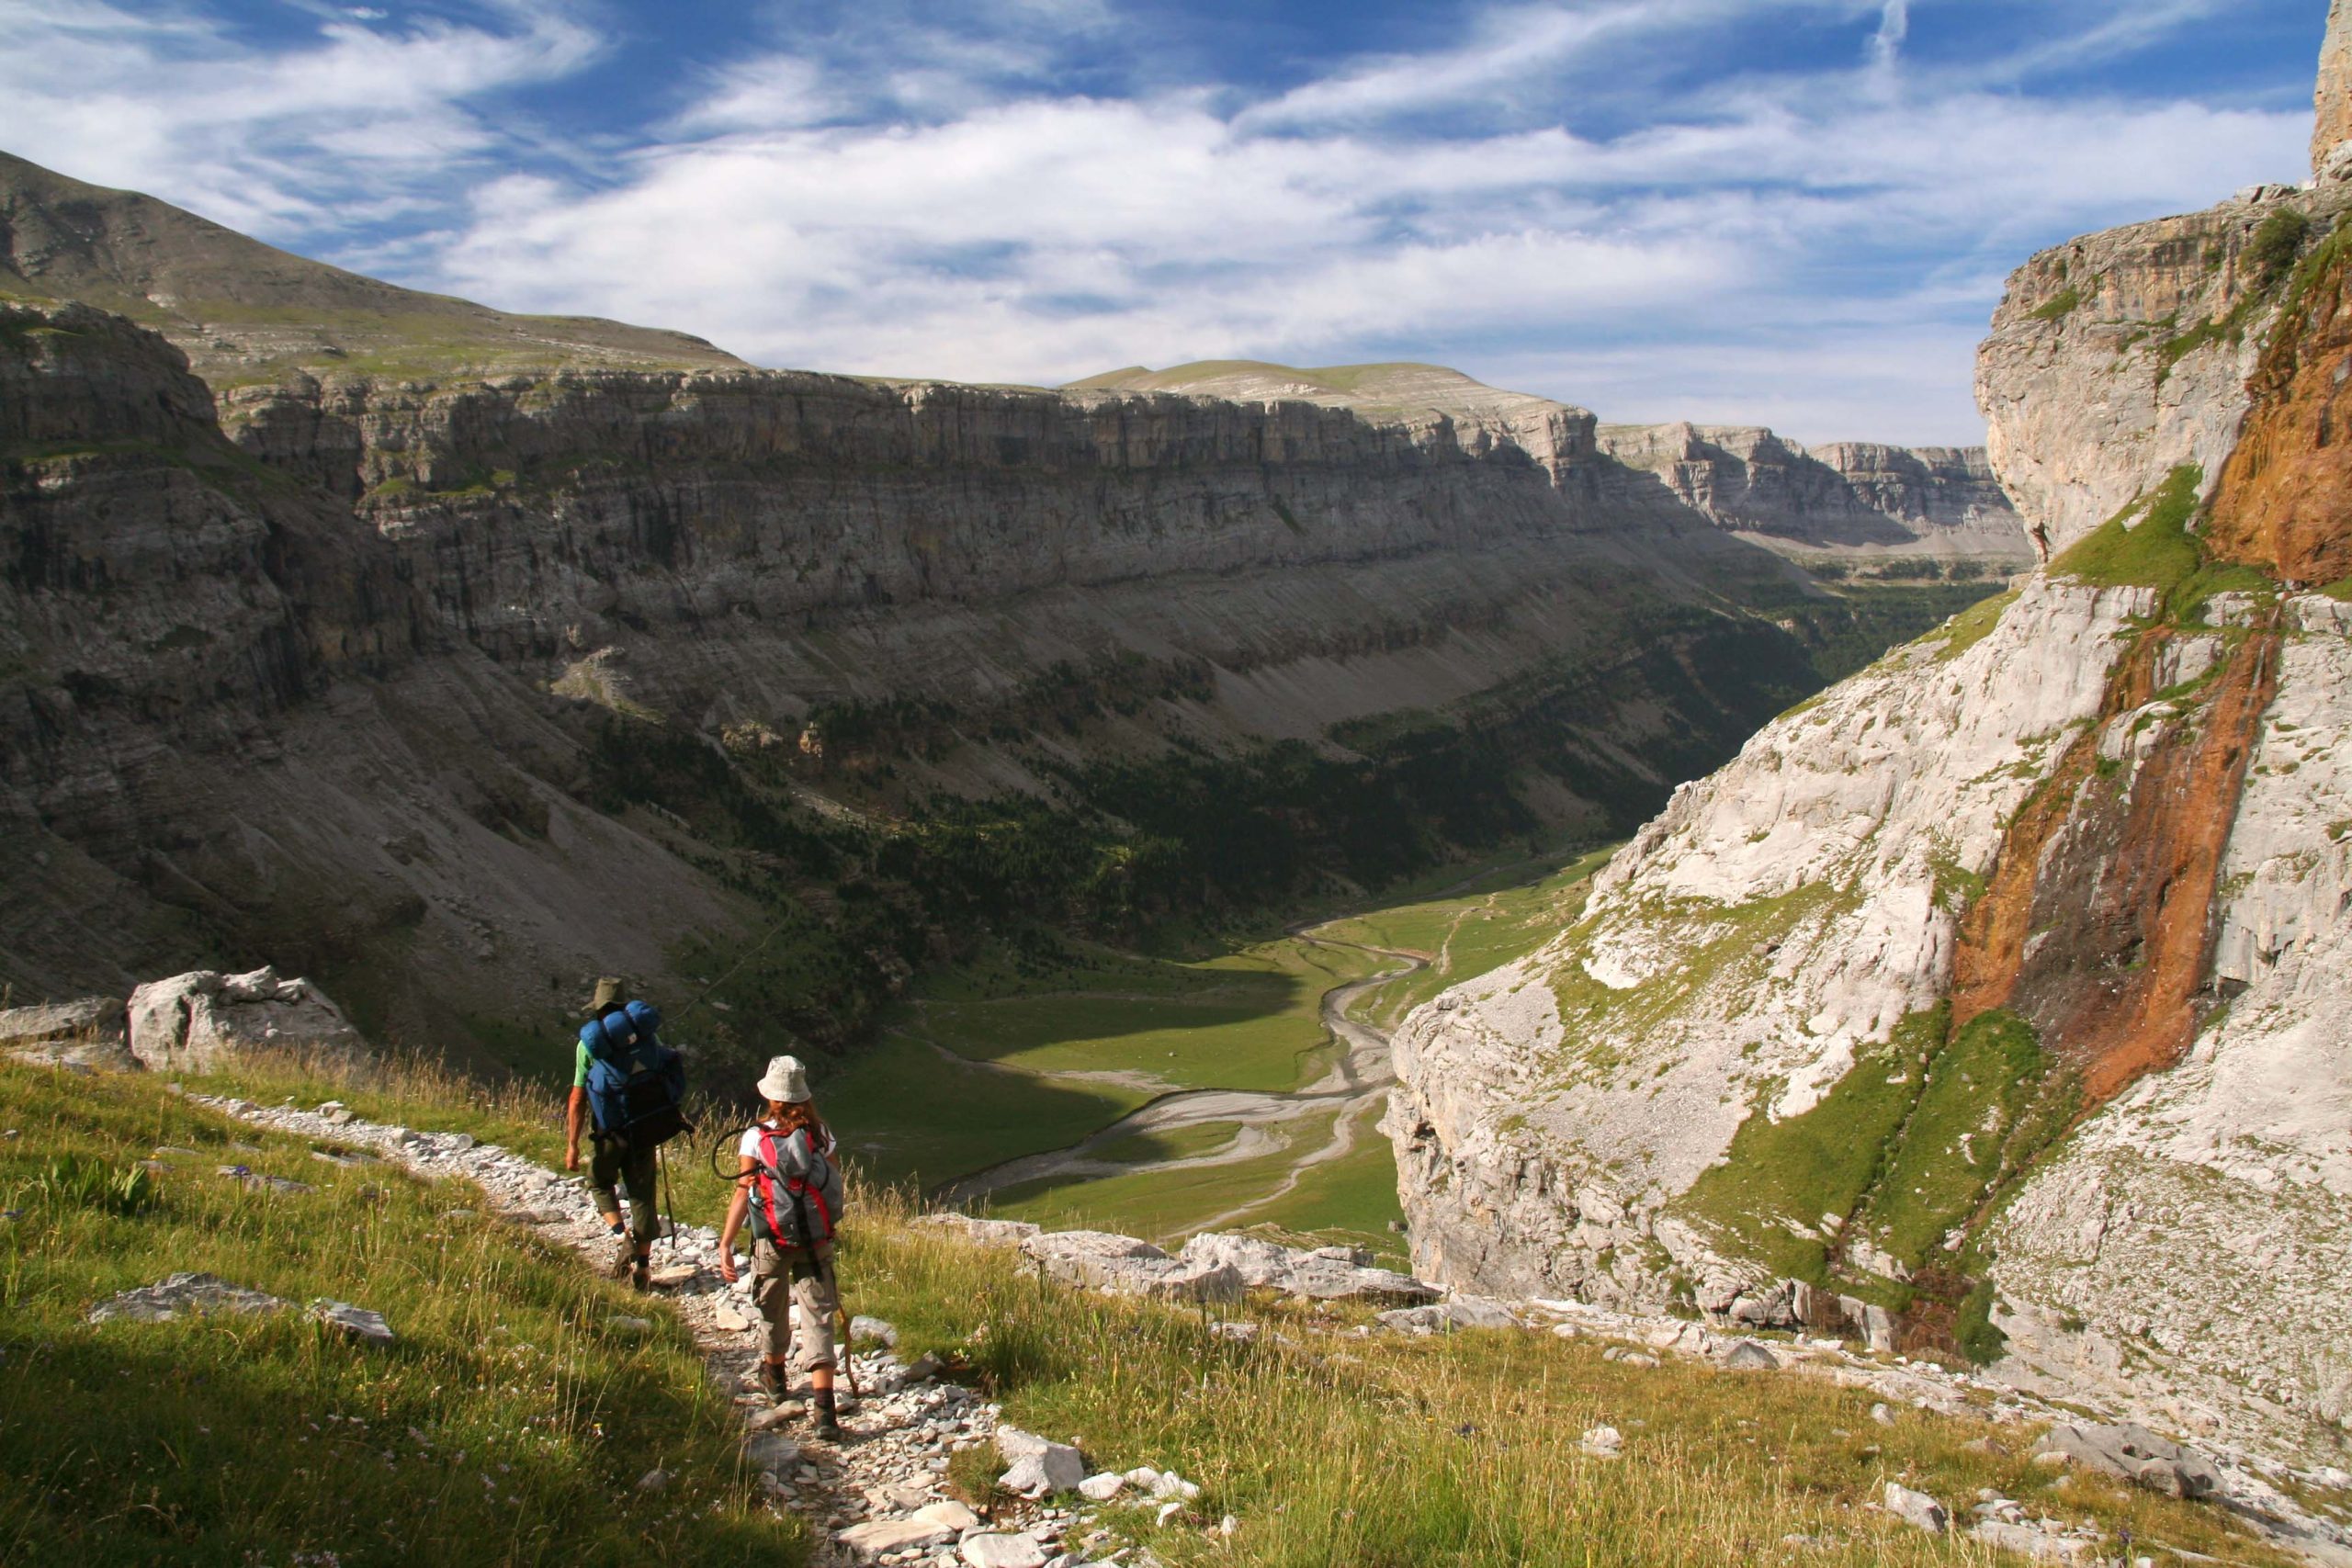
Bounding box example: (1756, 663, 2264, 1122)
(1073, 360, 2027, 569)
(1386, 11, 2352, 1471)
(0, 150, 741, 384)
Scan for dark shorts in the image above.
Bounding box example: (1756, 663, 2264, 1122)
(583, 1140, 659, 1235)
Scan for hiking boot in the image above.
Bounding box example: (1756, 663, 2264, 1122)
(608, 1235, 635, 1280)
(811, 1387, 842, 1440)
(756, 1361, 789, 1403)
(629, 1256, 651, 1292)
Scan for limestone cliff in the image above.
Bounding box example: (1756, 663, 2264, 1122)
(0, 294, 1877, 1062)
(1074, 361, 2029, 570)
(2319, 0, 2352, 177)
(0, 302, 756, 1049)
(1389, 24, 2352, 1470)
(1594, 423, 2021, 563)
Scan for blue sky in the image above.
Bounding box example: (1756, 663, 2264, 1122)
(0, 0, 2325, 443)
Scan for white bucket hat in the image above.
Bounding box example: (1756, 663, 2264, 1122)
(756, 1054, 812, 1104)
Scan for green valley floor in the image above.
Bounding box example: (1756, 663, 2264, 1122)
(822, 842, 1618, 1260)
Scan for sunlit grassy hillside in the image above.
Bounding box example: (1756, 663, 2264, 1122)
(0, 1058, 797, 1567)
(2, 1054, 2299, 1568)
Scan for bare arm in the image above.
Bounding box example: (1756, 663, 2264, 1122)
(717, 1156, 756, 1280)
(564, 1087, 587, 1170)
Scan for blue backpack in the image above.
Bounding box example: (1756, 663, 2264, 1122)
(579, 999, 690, 1150)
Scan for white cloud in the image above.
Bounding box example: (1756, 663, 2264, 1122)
(1869, 0, 1909, 73)
(420, 27, 2301, 441)
(0, 0, 600, 235)
(0, 0, 2316, 443)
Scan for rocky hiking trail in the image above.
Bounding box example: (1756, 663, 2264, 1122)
(187, 1091, 1145, 1568)
(937, 927, 1425, 1226)
(178, 1089, 2352, 1566)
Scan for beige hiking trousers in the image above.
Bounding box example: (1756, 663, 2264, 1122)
(751, 1238, 839, 1370)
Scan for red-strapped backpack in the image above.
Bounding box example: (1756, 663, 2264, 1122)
(747, 1127, 836, 1251)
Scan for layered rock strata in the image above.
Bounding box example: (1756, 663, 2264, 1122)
(1, 286, 1851, 1048)
(1595, 423, 2021, 559)
(1071, 360, 2029, 567)
(0, 300, 766, 1034)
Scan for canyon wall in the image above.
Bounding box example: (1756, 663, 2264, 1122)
(3, 286, 1858, 1059)
(0, 146, 2024, 1079)
(1074, 360, 2030, 569)
(1389, 23, 2352, 1469)
(0, 303, 756, 1046)
(1595, 423, 2021, 559)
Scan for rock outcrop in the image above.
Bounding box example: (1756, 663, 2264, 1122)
(1974, 190, 2304, 560)
(124, 966, 363, 1073)
(1388, 23, 2352, 1469)
(918, 1217, 1442, 1304)
(0, 996, 129, 1068)
(2319, 0, 2352, 178)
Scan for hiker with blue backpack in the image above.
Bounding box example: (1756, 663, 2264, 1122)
(717, 1054, 848, 1439)
(564, 976, 691, 1292)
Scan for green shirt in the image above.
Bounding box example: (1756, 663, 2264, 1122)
(573, 1040, 592, 1089)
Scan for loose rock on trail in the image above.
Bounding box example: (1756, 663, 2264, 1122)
(191, 1093, 1164, 1566)
(188, 1092, 2352, 1567)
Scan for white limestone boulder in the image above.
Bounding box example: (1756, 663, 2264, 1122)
(126, 966, 364, 1072)
(0, 997, 134, 1069)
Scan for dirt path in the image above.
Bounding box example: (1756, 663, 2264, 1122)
(937, 928, 1426, 1212)
(189, 1093, 1045, 1566)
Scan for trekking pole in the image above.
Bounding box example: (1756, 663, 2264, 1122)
(828, 1258, 862, 1398)
(656, 1142, 678, 1264)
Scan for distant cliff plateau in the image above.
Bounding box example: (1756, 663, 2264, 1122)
(3, 150, 2018, 1076)
(1070, 361, 2029, 572)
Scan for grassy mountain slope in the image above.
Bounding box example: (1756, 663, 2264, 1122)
(0, 151, 743, 385)
(0, 1058, 794, 1566)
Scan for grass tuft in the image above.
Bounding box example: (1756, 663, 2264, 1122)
(2048, 463, 2206, 595)
(2027, 286, 2081, 322)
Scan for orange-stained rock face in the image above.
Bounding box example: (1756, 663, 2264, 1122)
(1951, 617, 2282, 1110)
(2204, 240, 2352, 585)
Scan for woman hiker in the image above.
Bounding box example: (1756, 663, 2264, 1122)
(718, 1054, 848, 1440)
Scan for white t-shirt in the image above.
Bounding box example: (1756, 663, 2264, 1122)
(738, 1122, 841, 1174)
